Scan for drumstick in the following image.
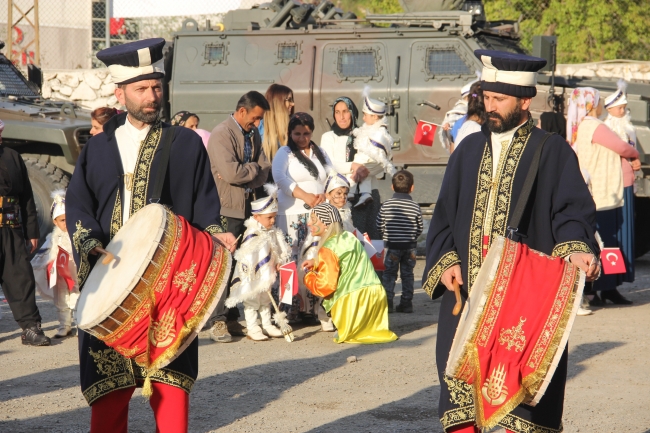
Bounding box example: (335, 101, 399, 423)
(452, 279, 462, 316)
(94, 247, 115, 265)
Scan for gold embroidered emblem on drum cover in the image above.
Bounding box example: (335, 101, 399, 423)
(149, 308, 177, 348)
(498, 317, 527, 352)
(173, 261, 197, 293)
(482, 363, 508, 406)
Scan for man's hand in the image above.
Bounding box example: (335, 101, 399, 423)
(569, 253, 600, 282)
(27, 239, 38, 254)
(441, 264, 463, 292)
(350, 163, 370, 183)
(630, 158, 641, 171)
(213, 232, 238, 253)
(301, 259, 315, 271)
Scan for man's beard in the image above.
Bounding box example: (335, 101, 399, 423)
(486, 103, 524, 134)
(125, 98, 160, 124)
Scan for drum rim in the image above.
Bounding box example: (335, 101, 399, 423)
(76, 204, 169, 329)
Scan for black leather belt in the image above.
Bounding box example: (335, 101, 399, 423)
(0, 196, 21, 227)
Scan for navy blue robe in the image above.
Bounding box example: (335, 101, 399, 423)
(423, 118, 599, 432)
(66, 112, 224, 405)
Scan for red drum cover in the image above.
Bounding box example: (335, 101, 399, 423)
(446, 236, 585, 429)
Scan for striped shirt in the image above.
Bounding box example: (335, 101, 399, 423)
(376, 193, 423, 249)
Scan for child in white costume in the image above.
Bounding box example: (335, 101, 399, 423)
(225, 184, 291, 341)
(351, 88, 396, 207)
(31, 190, 79, 338)
(604, 79, 636, 146)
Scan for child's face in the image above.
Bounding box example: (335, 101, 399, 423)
(308, 213, 327, 236)
(363, 112, 380, 125)
(326, 187, 348, 209)
(253, 212, 277, 229)
(53, 215, 67, 232)
(607, 104, 626, 118)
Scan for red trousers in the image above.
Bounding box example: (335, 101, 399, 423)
(90, 382, 189, 433)
(450, 424, 515, 433)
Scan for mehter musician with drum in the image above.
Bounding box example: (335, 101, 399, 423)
(422, 50, 601, 433)
(66, 38, 236, 433)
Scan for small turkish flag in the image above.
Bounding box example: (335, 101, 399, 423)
(414, 121, 438, 146)
(56, 247, 76, 291)
(600, 247, 627, 274)
(279, 262, 298, 305)
(370, 240, 386, 271)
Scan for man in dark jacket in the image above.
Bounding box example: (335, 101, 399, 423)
(0, 119, 49, 346)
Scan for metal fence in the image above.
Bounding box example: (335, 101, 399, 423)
(2, 0, 648, 72)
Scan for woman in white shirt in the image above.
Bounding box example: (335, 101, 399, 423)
(454, 82, 486, 149)
(272, 112, 330, 321)
(320, 97, 370, 198)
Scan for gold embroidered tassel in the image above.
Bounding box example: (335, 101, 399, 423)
(141, 375, 154, 399)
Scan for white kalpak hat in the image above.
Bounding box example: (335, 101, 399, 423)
(604, 79, 628, 109)
(50, 189, 66, 220)
(324, 171, 351, 194)
(251, 184, 279, 215)
(362, 86, 386, 116)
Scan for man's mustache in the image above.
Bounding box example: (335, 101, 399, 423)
(487, 112, 503, 121)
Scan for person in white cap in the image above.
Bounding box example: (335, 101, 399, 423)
(351, 87, 396, 207)
(225, 183, 290, 341)
(424, 50, 600, 433)
(604, 79, 637, 147)
(31, 190, 80, 338)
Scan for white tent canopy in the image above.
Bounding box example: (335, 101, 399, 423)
(113, 0, 259, 18)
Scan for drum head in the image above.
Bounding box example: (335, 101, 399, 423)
(76, 204, 168, 329)
(446, 236, 505, 377)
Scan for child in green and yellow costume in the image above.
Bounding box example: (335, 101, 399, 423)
(302, 203, 397, 344)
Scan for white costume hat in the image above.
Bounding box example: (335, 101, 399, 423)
(604, 79, 628, 109)
(50, 189, 66, 220)
(324, 171, 351, 194)
(362, 86, 386, 116)
(251, 183, 279, 215)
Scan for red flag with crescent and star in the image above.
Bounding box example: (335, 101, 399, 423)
(600, 247, 626, 274)
(413, 120, 438, 146)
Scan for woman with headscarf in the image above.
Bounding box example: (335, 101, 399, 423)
(272, 112, 331, 322)
(570, 87, 639, 306)
(170, 111, 200, 129)
(320, 97, 370, 196)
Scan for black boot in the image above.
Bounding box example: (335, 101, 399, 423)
(600, 289, 633, 305)
(396, 301, 413, 313)
(588, 293, 604, 307)
(387, 298, 394, 313)
(21, 323, 51, 346)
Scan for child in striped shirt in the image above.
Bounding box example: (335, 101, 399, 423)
(376, 170, 423, 313)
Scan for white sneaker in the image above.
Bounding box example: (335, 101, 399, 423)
(354, 193, 373, 208)
(246, 326, 269, 341)
(576, 307, 593, 316)
(320, 319, 335, 332)
(54, 325, 73, 338)
(263, 325, 284, 338)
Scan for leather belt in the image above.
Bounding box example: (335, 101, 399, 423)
(0, 196, 22, 228)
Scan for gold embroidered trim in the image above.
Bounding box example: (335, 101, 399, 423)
(440, 376, 475, 429)
(467, 145, 493, 290)
(73, 221, 103, 288)
(110, 190, 122, 240)
(133, 364, 194, 394)
(467, 118, 534, 291)
(83, 347, 136, 405)
(499, 413, 563, 433)
(552, 241, 594, 258)
(422, 251, 461, 297)
(130, 121, 163, 216)
(204, 224, 225, 235)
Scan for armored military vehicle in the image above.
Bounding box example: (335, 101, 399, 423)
(0, 42, 92, 242)
(165, 0, 650, 250)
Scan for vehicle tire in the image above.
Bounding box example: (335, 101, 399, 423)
(635, 196, 650, 258)
(23, 157, 70, 246)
